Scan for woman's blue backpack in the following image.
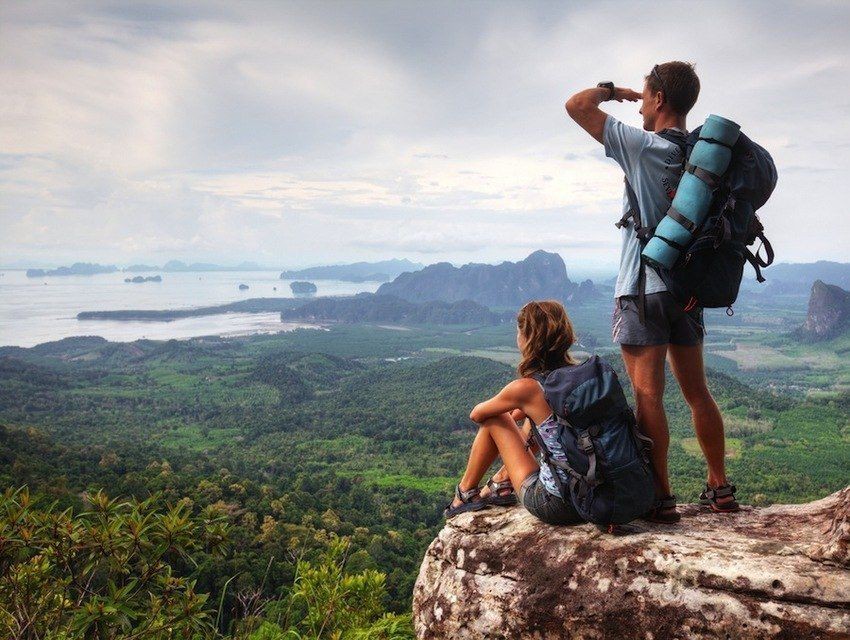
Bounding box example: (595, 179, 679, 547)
(530, 356, 655, 525)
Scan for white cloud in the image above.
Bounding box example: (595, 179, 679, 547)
(0, 0, 848, 268)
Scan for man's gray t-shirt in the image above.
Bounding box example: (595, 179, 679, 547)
(603, 115, 685, 298)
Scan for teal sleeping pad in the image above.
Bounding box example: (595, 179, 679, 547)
(642, 115, 740, 269)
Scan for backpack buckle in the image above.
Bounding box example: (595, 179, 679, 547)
(577, 433, 594, 454)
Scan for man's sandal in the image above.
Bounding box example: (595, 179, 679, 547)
(699, 483, 740, 513)
(642, 495, 681, 524)
(443, 484, 488, 519)
(483, 477, 518, 507)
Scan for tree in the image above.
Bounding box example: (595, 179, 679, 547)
(0, 487, 228, 639)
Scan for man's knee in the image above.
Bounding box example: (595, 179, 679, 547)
(683, 385, 716, 410)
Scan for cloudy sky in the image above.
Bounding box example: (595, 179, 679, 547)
(1, 1, 848, 271)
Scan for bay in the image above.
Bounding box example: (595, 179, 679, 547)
(0, 270, 380, 347)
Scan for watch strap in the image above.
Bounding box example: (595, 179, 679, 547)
(597, 81, 615, 101)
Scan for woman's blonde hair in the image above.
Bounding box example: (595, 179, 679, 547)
(516, 300, 578, 378)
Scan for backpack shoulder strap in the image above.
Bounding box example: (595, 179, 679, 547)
(657, 128, 688, 153)
(615, 127, 685, 237)
(616, 179, 656, 243)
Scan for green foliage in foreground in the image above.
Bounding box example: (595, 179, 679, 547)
(240, 538, 413, 640)
(0, 487, 227, 639)
(0, 488, 413, 639)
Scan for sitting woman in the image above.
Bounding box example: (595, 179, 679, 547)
(444, 300, 584, 525)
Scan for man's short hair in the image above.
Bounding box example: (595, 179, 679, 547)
(646, 61, 700, 116)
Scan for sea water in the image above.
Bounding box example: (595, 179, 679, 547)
(0, 270, 381, 347)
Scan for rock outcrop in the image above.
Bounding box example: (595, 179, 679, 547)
(413, 487, 850, 639)
(802, 280, 850, 341)
(377, 251, 579, 307)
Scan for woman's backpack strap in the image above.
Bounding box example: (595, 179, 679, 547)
(527, 416, 580, 502)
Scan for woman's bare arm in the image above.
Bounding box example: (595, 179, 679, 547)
(469, 378, 544, 424)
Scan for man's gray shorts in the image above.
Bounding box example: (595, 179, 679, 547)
(612, 291, 705, 346)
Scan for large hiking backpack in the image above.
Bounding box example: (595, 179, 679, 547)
(617, 128, 777, 320)
(530, 355, 655, 526)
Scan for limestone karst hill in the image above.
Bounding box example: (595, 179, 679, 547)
(376, 250, 597, 307)
(413, 487, 850, 639)
(801, 280, 850, 341)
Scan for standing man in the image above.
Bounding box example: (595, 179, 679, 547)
(565, 62, 738, 522)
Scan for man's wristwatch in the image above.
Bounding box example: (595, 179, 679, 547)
(597, 81, 615, 101)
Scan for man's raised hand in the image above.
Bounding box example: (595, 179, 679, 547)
(614, 87, 641, 102)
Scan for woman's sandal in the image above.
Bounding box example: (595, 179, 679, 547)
(483, 477, 518, 507)
(700, 483, 740, 513)
(443, 484, 488, 519)
(642, 495, 681, 524)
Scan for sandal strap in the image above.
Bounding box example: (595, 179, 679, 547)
(704, 484, 736, 500)
(657, 495, 677, 510)
(455, 484, 481, 503)
(487, 478, 514, 494)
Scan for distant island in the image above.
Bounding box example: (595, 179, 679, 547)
(238, 284, 250, 290)
(18, 259, 420, 277)
(74, 292, 503, 327)
(26, 263, 118, 278)
(281, 293, 506, 326)
(77, 297, 308, 322)
(290, 281, 317, 296)
(123, 264, 160, 272)
(125, 260, 270, 273)
(124, 275, 162, 283)
(280, 258, 423, 283)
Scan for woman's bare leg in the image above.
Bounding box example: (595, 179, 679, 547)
(458, 424, 501, 493)
(453, 413, 538, 507)
(480, 419, 537, 497)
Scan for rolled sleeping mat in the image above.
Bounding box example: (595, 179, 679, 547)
(642, 115, 741, 269)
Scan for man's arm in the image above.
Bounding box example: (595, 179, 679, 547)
(565, 86, 641, 143)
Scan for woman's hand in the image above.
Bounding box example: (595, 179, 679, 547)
(510, 409, 526, 423)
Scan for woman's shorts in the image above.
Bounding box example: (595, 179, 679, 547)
(519, 471, 584, 525)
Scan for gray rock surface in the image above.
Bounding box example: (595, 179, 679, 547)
(413, 487, 850, 639)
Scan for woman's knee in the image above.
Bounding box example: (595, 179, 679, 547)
(479, 413, 514, 429)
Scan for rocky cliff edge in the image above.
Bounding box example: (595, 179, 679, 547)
(413, 487, 850, 639)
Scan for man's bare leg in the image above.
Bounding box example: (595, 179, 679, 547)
(620, 344, 671, 497)
(667, 344, 733, 504)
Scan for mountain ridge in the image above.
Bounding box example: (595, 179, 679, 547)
(281, 259, 423, 283)
(376, 251, 591, 307)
